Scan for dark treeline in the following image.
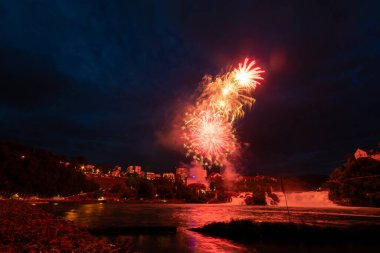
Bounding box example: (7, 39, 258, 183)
(0, 142, 98, 197)
(100, 173, 281, 205)
(100, 174, 216, 203)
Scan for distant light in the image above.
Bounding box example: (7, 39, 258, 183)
(21, 155, 25, 159)
(192, 175, 196, 178)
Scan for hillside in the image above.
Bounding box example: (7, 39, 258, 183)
(0, 142, 98, 197)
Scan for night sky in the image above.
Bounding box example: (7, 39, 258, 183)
(1, 1, 379, 175)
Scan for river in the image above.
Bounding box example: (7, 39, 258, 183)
(40, 192, 380, 253)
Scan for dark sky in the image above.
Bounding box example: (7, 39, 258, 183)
(0, 1, 379, 175)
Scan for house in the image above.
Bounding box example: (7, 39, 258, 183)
(127, 165, 142, 175)
(354, 148, 380, 161)
(146, 172, 155, 180)
(354, 149, 368, 159)
(59, 161, 71, 167)
(111, 166, 122, 177)
(163, 172, 175, 181)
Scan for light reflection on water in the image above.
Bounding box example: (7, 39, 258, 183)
(41, 203, 380, 253)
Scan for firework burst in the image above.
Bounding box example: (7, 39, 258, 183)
(234, 58, 264, 89)
(183, 110, 236, 166)
(182, 58, 264, 168)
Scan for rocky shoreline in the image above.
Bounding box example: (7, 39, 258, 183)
(0, 201, 131, 252)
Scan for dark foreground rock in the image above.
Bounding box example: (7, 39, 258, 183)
(0, 200, 130, 252)
(190, 219, 380, 244)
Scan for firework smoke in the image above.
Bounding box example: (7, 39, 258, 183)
(182, 58, 264, 171)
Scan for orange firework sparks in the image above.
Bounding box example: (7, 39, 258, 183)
(183, 58, 264, 168)
(183, 111, 236, 166)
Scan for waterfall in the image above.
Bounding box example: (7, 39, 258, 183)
(274, 191, 337, 207)
(229, 192, 252, 205)
(229, 191, 337, 207)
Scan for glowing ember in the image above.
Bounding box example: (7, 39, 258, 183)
(182, 58, 264, 168)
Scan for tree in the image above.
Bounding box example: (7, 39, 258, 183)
(0, 142, 99, 197)
(327, 156, 380, 207)
(174, 177, 188, 199)
(96, 163, 113, 174)
(137, 179, 155, 199)
(245, 184, 267, 205)
(125, 175, 140, 190)
(70, 156, 87, 167)
(109, 183, 122, 194)
(154, 177, 174, 199)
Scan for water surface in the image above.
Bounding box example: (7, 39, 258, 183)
(41, 202, 380, 253)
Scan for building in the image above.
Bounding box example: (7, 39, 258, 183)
(354, 148, 380, 161)
(154, 173, 161, 179)
(78, 164, 96, 174)
(134, 166, 142, 174)
(176, 167, 189, 182)
(86, 164, 95, 170)
(146, 172, 155, 180)
(354, 149, 368, 159)
(59, 161, 71, 167)
(163, 172, 175, 181)
(84, 164, 95, 173)
(373, 153, 380, 161)
(111, 166, 122, 177)
(127, 165, 142, 175)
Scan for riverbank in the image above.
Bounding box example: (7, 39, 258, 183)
(0, 200, 130, 252)
(190, 219, 380, 244)
(0, 195, 188, 204)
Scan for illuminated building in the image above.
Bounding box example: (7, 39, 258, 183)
(111, 166, 122, 177)
(163, 172, 175, 181)
(59, 161, 71, 167)
(127, 165, 142, 175)
(146, 172, 155, 180)
(86, 164, 95, 170)
(354, 148, 380, 161)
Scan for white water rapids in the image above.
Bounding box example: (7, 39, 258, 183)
(230, 191, 337, 207)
